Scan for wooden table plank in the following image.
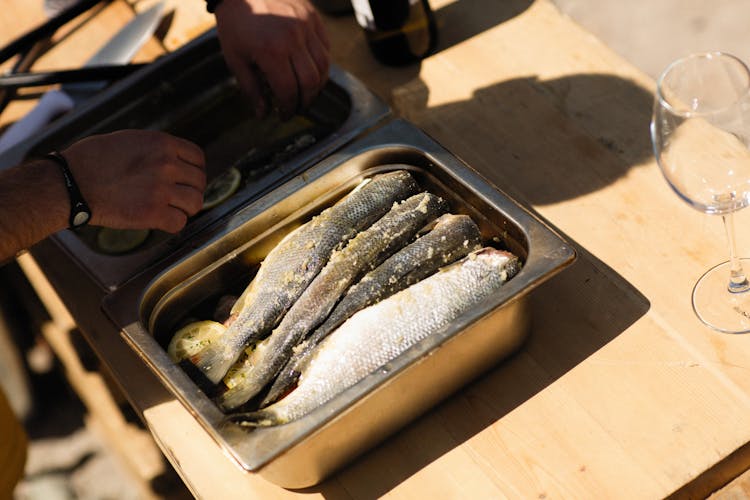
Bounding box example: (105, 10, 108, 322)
(15, 253, 169, 499)
(130, 0, 215, 50)
(0, 1, 169, 130)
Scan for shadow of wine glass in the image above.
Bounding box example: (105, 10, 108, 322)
(393, 73, 655, 205)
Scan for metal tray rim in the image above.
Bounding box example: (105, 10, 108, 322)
(102, 118, 577, 477)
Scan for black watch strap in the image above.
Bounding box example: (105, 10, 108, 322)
(45, 151, 92, 228)
(205, 0, 224, 13)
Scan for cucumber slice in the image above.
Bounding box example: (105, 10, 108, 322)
(203, 166, 242, 210)
(96, 228, 150, 254)
(167, 320, 227, 363)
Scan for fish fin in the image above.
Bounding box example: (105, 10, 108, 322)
(223, 313, 239, 328)
(224, 410, 281, 428)
(190, 344, 237, 384)
(216, 380, 259, 411)
(177, 359, 220, 397)
(259, 369, 300, 408)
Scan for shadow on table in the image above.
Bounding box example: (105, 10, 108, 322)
(435, 0, 533, 51)
(392, 72, 655, 206)
(298, 73, 653, 496)
(305, 244, 649, 497)
(327, 0, 534, 104)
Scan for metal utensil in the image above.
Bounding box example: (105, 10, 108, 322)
(0, 1, 165, 153)
(0, 0, 106, 67)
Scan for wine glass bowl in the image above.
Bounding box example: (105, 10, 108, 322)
(651, 52, 750, 332)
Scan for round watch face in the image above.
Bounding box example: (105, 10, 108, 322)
(72, 210, 90, 227)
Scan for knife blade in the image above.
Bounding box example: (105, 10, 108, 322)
(0, 1, 165, 154)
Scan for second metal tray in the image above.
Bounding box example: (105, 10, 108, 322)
(5, 30, 390, 291)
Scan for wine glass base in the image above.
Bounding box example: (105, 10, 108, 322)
(693, 258, 750, 333)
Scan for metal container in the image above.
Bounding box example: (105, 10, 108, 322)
(103, 119, 576, 488)
(1, 30, 389, 291)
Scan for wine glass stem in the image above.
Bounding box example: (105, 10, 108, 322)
(723, 212, 750, 293)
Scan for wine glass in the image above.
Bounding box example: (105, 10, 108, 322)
(652, 52, 750, 333)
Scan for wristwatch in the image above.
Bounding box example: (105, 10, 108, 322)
(45, 151, 92, 228)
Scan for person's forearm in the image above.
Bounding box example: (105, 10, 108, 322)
(0, 129, 206, 264)
(0, 158, 68, 263)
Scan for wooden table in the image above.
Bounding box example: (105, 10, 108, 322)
(6, 0, 750, 498)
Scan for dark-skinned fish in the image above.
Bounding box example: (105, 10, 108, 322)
(261, 213, 483, 407)
(227, 247, 521, 426)
(189, 169, 419, 384)
(217, 192, 450, 410)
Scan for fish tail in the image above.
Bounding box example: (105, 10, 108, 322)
(225, 409, 284, 428)
(190, 343, 239, 385)
(217, 338, 295, 410)
(217, 383, 255, 411)
(216, 362, 274, 411)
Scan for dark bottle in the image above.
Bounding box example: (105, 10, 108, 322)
(351, 0, 438, 66)
(312, 0, 354, 15)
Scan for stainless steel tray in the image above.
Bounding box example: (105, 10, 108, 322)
(102, 119, 576, 487)
(0, 30, 389, 291)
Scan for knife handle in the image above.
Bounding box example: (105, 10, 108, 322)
(0, 89, 74, 155)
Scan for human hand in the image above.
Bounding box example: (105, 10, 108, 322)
(214, 0, 330, 119)
(61, 130, 206, 233)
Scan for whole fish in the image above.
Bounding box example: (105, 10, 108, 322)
(217, 192, 450, 410)
(227, 247, 521, 426)
(190, 169, 419, 384)
(261, 213, 483, 407)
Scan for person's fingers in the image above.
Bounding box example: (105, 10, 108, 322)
(306, 30, 330, 88)
(229, 53, 268, 117)
(289, 0, 329, 94)
(260, 57, 299, 118)
(167, 183, 205, 218)
(309, 9, 330, 52)
(290, 49, 322, 109)
(172, 136, 206, 169)
(57, 129, 211, 232)
(148, 156, 205, 192)
(174, 162, 207, 192)
(159, 205, 190, 233)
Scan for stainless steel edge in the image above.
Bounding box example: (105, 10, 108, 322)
(101, 118, 577, 485)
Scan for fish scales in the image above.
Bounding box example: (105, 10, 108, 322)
(229, 247, 521, 426)
(218, 192, 450, 410)
(261, 213, 482, 407)
(190, 169, 419, 384)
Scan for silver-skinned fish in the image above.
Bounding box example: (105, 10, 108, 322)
(260, 213, 483, 407)
(189, 169, 419, 384)
(227, 247, 521, 426)
(217, 192, 450, 410)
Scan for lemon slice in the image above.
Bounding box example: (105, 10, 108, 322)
(96, 228, 150, 255)
(268, 115, 315, 143)
(167, 320, 227, 363)
(203, 167, 242, 210)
